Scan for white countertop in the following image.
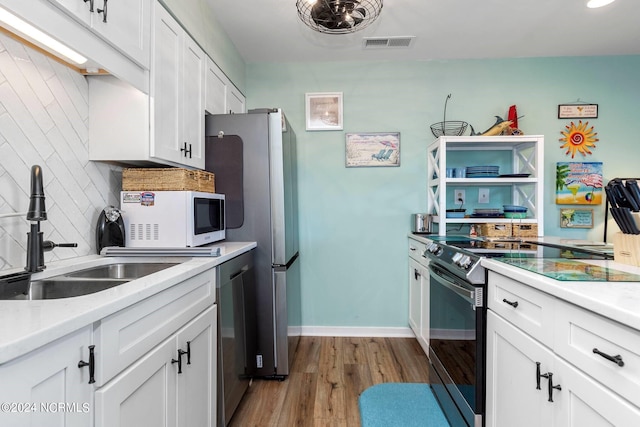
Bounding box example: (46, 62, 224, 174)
(408, 233, 640, 331)
(482, 257, 640, 331)
(0, 241, 256, 365)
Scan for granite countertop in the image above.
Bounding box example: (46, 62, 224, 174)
(0, 241, 256, 365)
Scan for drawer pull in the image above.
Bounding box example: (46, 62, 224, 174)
(83, 0, 94, 12)
(502, 298, 519, 308)
(414, 269, 421, 280)
(172, 349, 187, 374)
(593, 348, 625, 367)
(78, 345, 96, 384)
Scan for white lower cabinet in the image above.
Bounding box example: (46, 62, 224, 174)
(408, 237, 429, 354)
(95, 306, 217, 427)
(486, 271, 640, 427)
(0, 327, 93, 427)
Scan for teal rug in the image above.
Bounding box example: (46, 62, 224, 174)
(359, 383, 450, 427)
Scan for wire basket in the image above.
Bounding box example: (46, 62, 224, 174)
(430, 120, 468, 137)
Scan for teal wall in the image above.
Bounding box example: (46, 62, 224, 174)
(246, 56, 640, 329)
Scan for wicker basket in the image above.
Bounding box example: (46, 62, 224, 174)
(476, 223, 512, 238)
(512, 223, 538, 238)
(122, 168, 215, 193)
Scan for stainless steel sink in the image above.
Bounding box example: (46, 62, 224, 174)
(1, 262, 179, 300)
(65, 263, 179, 280)
(14, 278, 129, 300)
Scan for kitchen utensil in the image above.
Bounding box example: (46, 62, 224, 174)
(446, 209, 466, 218)
(625, 180, 640, 209)
(504, 212, 527, 219)
(503, 205, 527, 212)
(95, 206, 125, 254)
(446, 168, 455, 178)
(455, 168, 466, 178)
(610, 179, 639, 211)
(412, 213, 433, 233)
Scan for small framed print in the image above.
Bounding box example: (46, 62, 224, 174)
(345, 132, 400, 167)
(305, 92, 343, 131)
(560, 208, 594, 228)
(558, 104, 598, 119)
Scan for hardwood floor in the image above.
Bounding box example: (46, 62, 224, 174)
(228, 336, 431, 427)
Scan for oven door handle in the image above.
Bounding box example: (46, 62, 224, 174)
(428, 263, 475, 304)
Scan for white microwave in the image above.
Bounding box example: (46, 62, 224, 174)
(120, 191, 225, 247)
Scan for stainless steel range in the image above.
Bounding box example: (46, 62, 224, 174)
(422, 237, 486, 427)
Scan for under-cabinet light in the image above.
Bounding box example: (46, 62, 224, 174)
(0, 6, 87, 65)
(587, 0, 616, 8)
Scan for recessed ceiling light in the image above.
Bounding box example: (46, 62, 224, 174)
(587, 0, 616, 8)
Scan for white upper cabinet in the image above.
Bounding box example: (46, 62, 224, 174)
(47, 0, 151, 68)
(150, 3, 205, 168)
(205, 56, 245, 115)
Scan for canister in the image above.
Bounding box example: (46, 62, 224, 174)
(412, 213, 432, 233)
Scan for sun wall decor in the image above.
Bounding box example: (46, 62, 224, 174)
(559, 120, 599, 158)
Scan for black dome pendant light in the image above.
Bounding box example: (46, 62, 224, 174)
(296, 0, 383, 34)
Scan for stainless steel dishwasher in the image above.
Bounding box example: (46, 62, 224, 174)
(217, 249, 256, 426)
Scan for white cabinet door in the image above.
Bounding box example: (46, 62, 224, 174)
(0, 327, 93, 427)
(180, 35, 205, 169)
(486, 310, 554, 427)
(553, 356, 640, 426)
(177, 306, 217, 427)
(227, 86, 245, 114)
(408, 257, 422, 335)
(205, 56, 227, 115)
(95, 335, 178, 427)
(91, 0, 151, 68)
(151, 4, 182, 165)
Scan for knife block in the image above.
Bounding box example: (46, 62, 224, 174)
(613, 232, 640, 267)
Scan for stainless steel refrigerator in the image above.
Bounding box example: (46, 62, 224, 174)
(205, 108, 301, 379)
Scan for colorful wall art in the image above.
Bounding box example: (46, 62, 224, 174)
(556, 162, 603, 205)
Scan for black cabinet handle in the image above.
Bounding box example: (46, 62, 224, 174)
(78, 345, 96, 384)
(172, 349, 187, 374)
(593, 348, 625, 367)
(535, 362, 549, 390)
(180, 142, 192, 158)
(414, 269, 420, 280)
(83, 0, 94, 12)
(97, 0, 108, 22)
(502, 298, 519, 308)
(546, 372, 561, 402)
(185, 341, 191, 365)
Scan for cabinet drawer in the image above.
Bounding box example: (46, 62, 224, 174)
(554, 299, 640, 407)
(488, 271, 556, 347)
(94, 270, 215, 386)
(408, 238, 428, 263)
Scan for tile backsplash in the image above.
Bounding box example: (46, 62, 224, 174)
(0, 34, 122, 270)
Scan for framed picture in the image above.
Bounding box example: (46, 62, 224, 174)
(558, 104, 598, 119)
(305, 92, 343, 131)
(560, 208, 594, 228)
(555, 162, 603, 205)
(345, 132, 400, 167)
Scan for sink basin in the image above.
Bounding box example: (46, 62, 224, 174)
(65, 263, 179, 280)
(13, 278, 129, 300)
(1, 262, 179, 300)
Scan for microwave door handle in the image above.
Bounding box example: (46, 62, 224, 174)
(428, 264, 475, 303)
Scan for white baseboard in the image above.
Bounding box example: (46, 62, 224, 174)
(294, 326, 415, 338)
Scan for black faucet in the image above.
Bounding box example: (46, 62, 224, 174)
(25, 165, 77, 272)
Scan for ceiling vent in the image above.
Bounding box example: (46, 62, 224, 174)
(363, 36, 415, 49)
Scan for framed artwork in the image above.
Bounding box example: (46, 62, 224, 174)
(558, 104, 598, 119)
(560, 208, 594, 228)
(555, 162, 603, 205)
(345, 132, 400, 167)
(305, 92, 343, 131)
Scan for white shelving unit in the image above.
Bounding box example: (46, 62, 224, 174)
(427, 135, 545, 236)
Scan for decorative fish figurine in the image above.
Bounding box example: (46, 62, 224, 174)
(470, 116, 514, 136)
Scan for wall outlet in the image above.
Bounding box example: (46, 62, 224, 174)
(478, 188, 490, 204)
(455, 189, 465, 205)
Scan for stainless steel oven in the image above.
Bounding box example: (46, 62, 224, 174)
(423, 238, 486, 427)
